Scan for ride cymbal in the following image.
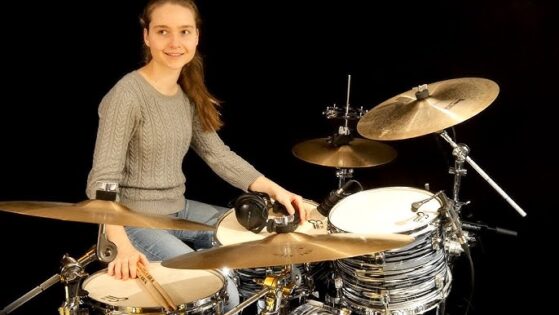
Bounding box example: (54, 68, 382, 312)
(162, 232, 414, 269)
(357, 77, 499, 140)
(292, 137, 397, 168)
(0, 200, 215, 231)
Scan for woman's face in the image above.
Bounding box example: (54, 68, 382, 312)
(144, 3, 199, 71)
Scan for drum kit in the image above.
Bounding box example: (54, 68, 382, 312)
(0, 77, 526, 315)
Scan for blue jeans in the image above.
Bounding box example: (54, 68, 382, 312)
(125, 199, 239, 312)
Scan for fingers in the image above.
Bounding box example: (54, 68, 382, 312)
(292, 195, 307, 222)
(283, 198, 296, 216)
(139, 253, 150, 267)
(108, 253, 149, 280)
(131, 254, 150, 278)
(279, 194, 307, 222)
(111, 259, 130, 280)
(107, 261, 115, 276)
(120, 260, 130, 280)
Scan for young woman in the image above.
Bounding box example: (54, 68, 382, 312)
(86, 0, 308, 309)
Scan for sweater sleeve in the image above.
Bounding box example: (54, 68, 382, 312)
(86, 84, 139, 199)
(190, 114, 263, 191)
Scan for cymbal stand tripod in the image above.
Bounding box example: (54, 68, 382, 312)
(58, 185, 119, 314)
(1, 225, 117, 315)
(0, 185, 119, 315)
(439, 130, 527, 217)
(58, 226, 116, 315)
(323, 74, 366, 188)
(0, 245, 97, 315)
(224, 265, 296, 315)
(57, 248, 96, 315)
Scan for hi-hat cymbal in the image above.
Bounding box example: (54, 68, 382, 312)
(357, 77, 499, 140)
(292, 137, 397, 168)
(162, 232, 414, 269)
(0, 200, 214, 231)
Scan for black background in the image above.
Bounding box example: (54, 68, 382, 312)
(0, 0, 556, 314)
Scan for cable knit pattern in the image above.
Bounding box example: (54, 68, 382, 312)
(86, 71, 262, 215)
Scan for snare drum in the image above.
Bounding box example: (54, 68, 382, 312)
(329, 187, 452, 314)
(82, 262, 227, 314)
(214, 200, 329, 301)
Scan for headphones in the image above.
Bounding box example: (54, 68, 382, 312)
(232, 192, 300, 234)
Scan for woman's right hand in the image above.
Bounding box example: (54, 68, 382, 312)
(105, 225, 150, 280)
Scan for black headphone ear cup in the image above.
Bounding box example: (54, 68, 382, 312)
(266, 218, 276, 232)
(266, 207, 300, 233)
(273, 221, 298, 233)
(234, 193, 269, 233)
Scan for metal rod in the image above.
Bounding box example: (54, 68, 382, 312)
(1, 275, 60, 314)
(344, 75, 351, 129)
(336, 168, 353, 189)
(224, 287, 270, 315)
(439, 131, 527, 217)
(1, 245, 97, 314)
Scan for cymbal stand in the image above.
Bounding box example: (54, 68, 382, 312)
(224, 265, 295, 315)
(439, 130, 527, 217)
(57, 248, 98, 315)
(58, 224, 116, 315)
(446, 136, 470, 214)
(1, 214, 117, 314)
(341, 74, 352, 137)
(336, 168, 354, 189)
(0, 245, 97, 315)
(437, 192, 470, 251)
(323, 75, 366, 189)
(224, 287, 271, 315)
(322, 74, 366, 135)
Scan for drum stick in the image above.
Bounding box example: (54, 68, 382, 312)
(136, 270, 172, 311)
(137, 264, 176, 311)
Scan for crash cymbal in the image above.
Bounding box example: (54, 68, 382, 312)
(0, 200, 214, 230)
(162, 232, 414, 269)
(292, 137, 397, 168)
(357, 77, 499, 140)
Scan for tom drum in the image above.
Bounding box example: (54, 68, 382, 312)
(328, 187, 452, 314)
(214, 200, 329, 302)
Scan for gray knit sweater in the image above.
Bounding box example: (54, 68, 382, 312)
(86, 71, 262, 215)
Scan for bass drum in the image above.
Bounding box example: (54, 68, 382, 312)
(214, 200, 330, 303)
(82, 262, 227, 314)
(329, 187, 452, 315)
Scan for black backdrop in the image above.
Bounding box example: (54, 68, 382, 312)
(0, 0, 556, 314)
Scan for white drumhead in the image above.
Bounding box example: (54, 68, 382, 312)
(216, 199, 327, 246)
(82, 262, 224, 308)
(329, 186, 441, 234)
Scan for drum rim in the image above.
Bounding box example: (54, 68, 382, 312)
(82, 262, 226, 312)
(328, 186, 441, 234)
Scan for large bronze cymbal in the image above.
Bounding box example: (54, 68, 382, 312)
(292, 137, 397, 168)
(162, 232, 414, 269)
(357, 77, 499, 140)
(0, 200, 215, 231)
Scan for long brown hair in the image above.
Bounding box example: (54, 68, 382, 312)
(140, 0, 222, 131)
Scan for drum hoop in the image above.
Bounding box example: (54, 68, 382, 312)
(328, 186, 442, 234)
(82, 265, 226, 313)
